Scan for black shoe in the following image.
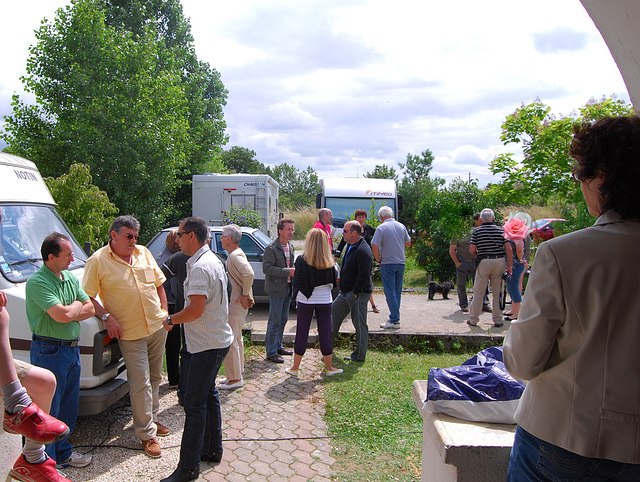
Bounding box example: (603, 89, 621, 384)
(201, 451, 223, 463)
(277, 348, 293, 356)
(343, 356, 353, 361)
(268, 355, 284, 363)
(482, 305, 492, 313)
(160, 466, 200, 482)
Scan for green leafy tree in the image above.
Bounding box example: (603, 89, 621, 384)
(45, 163, 118, 250)
(2, 0, 228, 240)
(414, 179, 488, 281)
(489, 97, 634, 215)
(398, 150, 445, 236)
(364, 164, 398, 180)
(218, 146, 271, 174)
(271, 163, 319, 210)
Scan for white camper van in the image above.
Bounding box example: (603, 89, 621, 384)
(0, 153, 128, 416)
(192, 173, 280, 238)
(316, 177, 402, 228)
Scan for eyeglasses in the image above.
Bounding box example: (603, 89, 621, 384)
(176, 231, 192, 238)
(122, 233, 140, 241)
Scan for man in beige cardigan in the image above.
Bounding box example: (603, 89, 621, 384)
(218, 224, 255, 390)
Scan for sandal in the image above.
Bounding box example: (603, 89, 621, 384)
(503, 311, 513, 316)
(372, 305, 380, 313)
(504, 316, 517, 321)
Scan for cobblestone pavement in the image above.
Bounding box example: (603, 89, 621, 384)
(55, 349, 335, 482)
(204, 352, 335, 481)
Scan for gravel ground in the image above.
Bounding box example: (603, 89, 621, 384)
(62, 383, 184, 482)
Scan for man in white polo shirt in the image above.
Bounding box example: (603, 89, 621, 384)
(160, 216, 233, 482)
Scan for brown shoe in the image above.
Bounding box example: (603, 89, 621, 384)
(142, 437, 161, 458)
(155, 422, 170, 437)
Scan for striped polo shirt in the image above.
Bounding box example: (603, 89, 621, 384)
(470, 223, 507, 257)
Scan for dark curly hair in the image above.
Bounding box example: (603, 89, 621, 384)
(571, 115, 640, 219)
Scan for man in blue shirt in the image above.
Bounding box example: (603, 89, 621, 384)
(371, 206, 411, 329)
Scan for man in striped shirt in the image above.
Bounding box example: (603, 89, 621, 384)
(468, 209, 512, 327)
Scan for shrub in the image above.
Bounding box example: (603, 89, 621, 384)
(222, 204, 261, 229)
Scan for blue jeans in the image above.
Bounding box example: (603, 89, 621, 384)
(179, 345, 230, 471)
(506, 262, 525, 304)
(265, 287, 292, 358)
(30, 341, 80, 462)
(507, 426, 640, 481)
(380, 264, 405, 324)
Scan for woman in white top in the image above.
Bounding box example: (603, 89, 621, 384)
(286, 228, 341, 377)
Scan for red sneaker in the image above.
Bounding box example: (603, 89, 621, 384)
(4, 403, 69, 444)
(10, 455, 72, 482)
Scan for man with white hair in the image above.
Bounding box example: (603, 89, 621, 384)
(468, 208, 513, 327)
(371, 206, 411, 329)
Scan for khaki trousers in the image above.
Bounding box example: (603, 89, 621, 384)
(469, 257, 505, 325)
(223, 297, 248, 381)
(118, 326, 167, 440)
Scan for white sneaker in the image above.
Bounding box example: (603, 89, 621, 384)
(284, 367, 299, 378)
(218, 380, 244, 390)
(56, 451, 92, 468)
(380, 321, 401, 329)
(326, 368, 343, 377)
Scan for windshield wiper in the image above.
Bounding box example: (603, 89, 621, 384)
(6, 257, 43, 267)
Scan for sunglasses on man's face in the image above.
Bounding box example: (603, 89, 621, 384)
(122, 233, 140, 241)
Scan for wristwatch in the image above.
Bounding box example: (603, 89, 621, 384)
(166, 315, 173, 326)
(101, 313, 110, 322)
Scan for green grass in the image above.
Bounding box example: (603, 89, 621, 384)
(323, 348, 474, 481)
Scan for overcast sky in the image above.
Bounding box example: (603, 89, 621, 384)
(0, 0, 630, 186)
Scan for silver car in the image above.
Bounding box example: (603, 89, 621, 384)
(146, 226, 273, 302)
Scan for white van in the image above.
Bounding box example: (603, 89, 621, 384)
(0, 153, 128, 416)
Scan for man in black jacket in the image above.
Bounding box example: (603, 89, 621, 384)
(331, 221, 373, 362)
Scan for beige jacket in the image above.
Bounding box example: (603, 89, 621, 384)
(504, 211, 640, 464)
(227, 248, 255, 308)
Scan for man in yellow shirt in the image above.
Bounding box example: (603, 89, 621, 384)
(82, 215, 169, 458)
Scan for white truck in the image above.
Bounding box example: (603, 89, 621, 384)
(192, 173, 280, 238)
(1, 152, 128, 416)
(316, 177, 402, 228)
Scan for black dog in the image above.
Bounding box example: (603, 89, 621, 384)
(428, 280, 454, 300)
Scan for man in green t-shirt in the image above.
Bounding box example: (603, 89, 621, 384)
(26, 232, 95, 469)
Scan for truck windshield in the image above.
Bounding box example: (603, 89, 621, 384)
(325, 198, 395, 228)
(0, 205, 87, 283)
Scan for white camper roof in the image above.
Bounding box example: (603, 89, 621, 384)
(0, 153, 56, 205)
(321, 177, 396, 198)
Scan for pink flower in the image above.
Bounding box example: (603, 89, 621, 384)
(503, 218, 528, 240)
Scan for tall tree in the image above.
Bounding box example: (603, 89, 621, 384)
(1, 0, 228, 240)
(398, 150, 444, 236)
(489, 96, 633, 207)
(364, 164, 398, 180)
(271, 163, 319, 210)
(218, 146, 271, 174)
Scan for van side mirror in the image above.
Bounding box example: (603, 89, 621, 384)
(83, 241, 92, 256)
(316, 193, 321, 209)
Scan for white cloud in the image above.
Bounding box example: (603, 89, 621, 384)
(0, 0, 630, 188)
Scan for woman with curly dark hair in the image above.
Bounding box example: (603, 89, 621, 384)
(504, 116, 640, 481)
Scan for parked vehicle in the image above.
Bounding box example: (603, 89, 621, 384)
(316, 177, 402, 229)
(1, 153, 128, 416)
(530, 218, 567, 243)
(147, 226, 272, 302)
(192, 173, 280, 238)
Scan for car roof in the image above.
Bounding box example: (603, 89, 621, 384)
(161, 226, 258, 233)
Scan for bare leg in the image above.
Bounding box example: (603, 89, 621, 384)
(323, 354, 336, 372)
(0, 306, 18, 387)
(290, 353, 303, 371)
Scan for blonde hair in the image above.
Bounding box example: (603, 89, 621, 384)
(303, 228, 334, 269)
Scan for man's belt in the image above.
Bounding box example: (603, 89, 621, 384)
(32, 334, 79, 347)
(480, 255, 503, 259)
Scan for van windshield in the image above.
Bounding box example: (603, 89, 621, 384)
(0, 205, 87, 283)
